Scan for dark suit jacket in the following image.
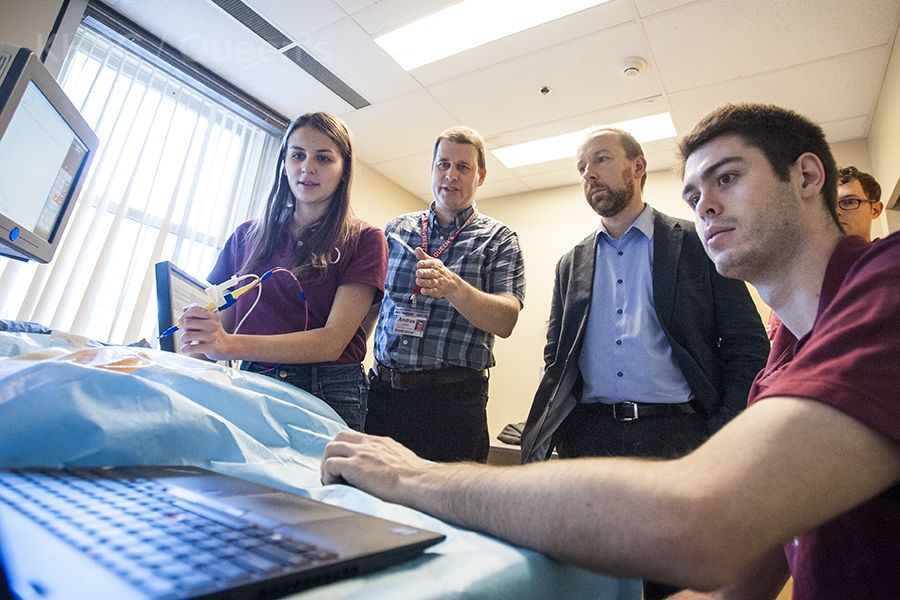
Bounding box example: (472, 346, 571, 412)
(520, 209, 769, 463)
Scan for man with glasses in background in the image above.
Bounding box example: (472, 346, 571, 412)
(836, 166, 883, 242)
(768, 165, 884, 339)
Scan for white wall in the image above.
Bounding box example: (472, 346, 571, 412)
(353, 161, 426, 228)
(886, 208, 900, 231)
(351, 161, 425, 367)
(868, 18, 900, 233)
(1, 0, 86, 77)
(1, 1, 64, 55)
(478, 139, 877, 440)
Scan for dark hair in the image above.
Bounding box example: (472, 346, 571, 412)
(589, 127, 647, 189)
(677, 103, 840, 227)
(243, 112, 355, 281)
(433, 126, 486, 171)
(839, 166, 881, 202)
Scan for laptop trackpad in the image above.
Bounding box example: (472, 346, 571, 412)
(162, 472, 350, 524)
(226, 492, 351, 525)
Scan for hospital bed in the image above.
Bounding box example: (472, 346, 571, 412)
(0, 325, 640, 599)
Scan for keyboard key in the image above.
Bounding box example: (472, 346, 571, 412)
(232, 553, 282, 574)
(203, 561, 253, 582)
(156, 563, 193, 580)
(173, 572, 218, 591)
(252, 544, 312, 567)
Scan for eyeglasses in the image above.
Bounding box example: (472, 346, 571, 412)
(837, 197, 875, 211)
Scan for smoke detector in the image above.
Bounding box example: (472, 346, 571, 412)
(621, 57, 648, 78)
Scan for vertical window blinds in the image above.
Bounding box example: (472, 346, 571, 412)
(0, 24, 280, 344)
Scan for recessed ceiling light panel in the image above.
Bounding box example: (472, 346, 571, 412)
(491, 113, 677, 169)
(376, 0, 610, 71)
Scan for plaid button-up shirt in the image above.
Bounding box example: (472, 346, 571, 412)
(374, 203, 525, 372)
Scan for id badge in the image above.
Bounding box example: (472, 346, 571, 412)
(392, 305, 429, 338)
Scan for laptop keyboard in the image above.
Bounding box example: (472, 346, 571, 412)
(0, 469, 338, 599)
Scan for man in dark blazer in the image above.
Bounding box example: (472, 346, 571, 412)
(522, 128, 768, 463)
(520, 129, 768, 598)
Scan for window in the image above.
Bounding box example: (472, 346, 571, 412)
(0, 19, 280, 344)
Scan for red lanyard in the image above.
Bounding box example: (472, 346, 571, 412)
(419, 211, 478, 258)
(412, 210, 478, 297)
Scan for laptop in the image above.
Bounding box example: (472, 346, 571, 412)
(0, 465, 444, 599)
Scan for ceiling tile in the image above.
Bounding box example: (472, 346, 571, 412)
(427, 23, 660, 134)
(666, 46, 890, 134)
(644, 0, 900, 92)
(227, 52, 354, 117)
(246, 0, 345, 39)
(822, 115, 871, 143)
(343, 91, 458, 164)
(506, 156, 577, 178)
(642, 146, 683, 175)
(332, 0, 379, 14)
(297, 17, 419, 103)
(363, 153, 433, 200)
(109, 0, 282, 76)
(633, 0, 696, 17)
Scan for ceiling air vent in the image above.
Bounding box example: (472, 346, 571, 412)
(282, 46, 369, 109)
(209, 0, 291, 49)
(209, 0, 370, 110)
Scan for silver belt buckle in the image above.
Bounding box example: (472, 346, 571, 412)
(388, 368, 409, 390)
(613, 402, 639, 421)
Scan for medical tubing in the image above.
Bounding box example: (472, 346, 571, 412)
(232, 268, 308, 336)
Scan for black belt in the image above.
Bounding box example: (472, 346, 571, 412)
(578, 401, 696, 422)
(375, 364, 486, 390)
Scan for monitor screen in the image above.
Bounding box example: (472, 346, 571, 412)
(0, 45, 98, 263)
(155, 261, 212, 354)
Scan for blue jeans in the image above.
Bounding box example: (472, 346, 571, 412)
(242, 362, 368, 431)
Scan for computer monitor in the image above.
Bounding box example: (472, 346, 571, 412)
(155, 261, 212, 353)
(0, 44, 98, 263)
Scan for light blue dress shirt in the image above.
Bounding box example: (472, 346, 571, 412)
(578, 207, 693, 405)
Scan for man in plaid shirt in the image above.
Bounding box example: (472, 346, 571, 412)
(365, 126, 526, 463)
